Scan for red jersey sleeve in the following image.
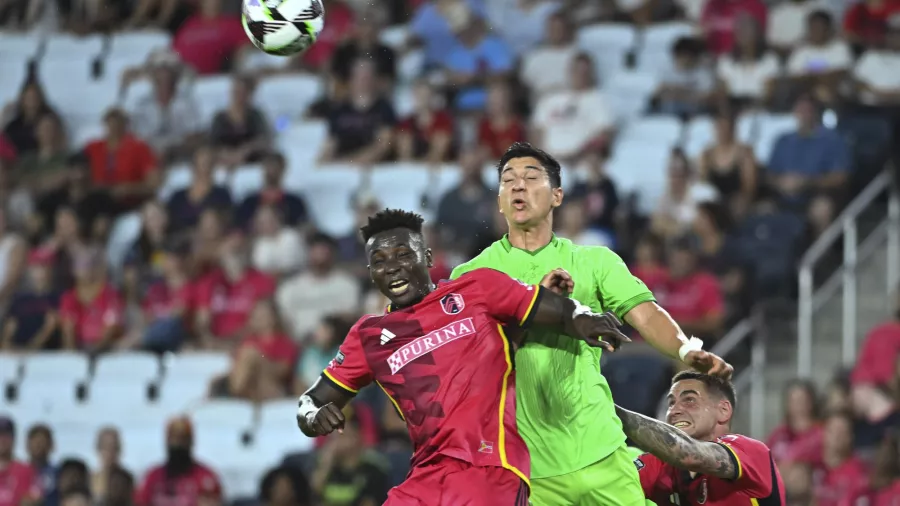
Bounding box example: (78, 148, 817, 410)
(635, 452, 675, 497)
(59, 291, 78, 322)
(321, 319, 374, 395)
(460, 268, 543, 327)
(718, 434, 777, 496)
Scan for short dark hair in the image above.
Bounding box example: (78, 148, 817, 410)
(27, 423, 52, 441)
(672, 371, 737, 411)
(359, 208, 425, 243)
(307, 231, 338, 250)
(259, 466, 311, 505)
(497, 142, 562, 189)
(808, 9, 833, 26)
(58, 458, 89, 479)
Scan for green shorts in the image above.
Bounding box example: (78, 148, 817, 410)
(530, 445, 654, 506)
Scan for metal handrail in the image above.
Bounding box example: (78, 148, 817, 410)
(798, 170, 900, 377)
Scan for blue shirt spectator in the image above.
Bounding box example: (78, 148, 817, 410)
(443, 18, 514, 111)
(411, 0, 487, 68)
(2, 250, 61, 351)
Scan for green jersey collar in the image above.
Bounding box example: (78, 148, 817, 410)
(500, 234, 560, 255)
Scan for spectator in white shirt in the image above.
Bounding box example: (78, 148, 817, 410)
(787, 10, 853, 103)
(128, 63, 203, 163)
(653, 37, 715, 118)
(276, 233, 360, 341)
(250, 204, 305, 278)
(767, 0, 824, 53)
(519, 11, 578, 100)
(716, 13, 781, 109)
(853, 14, 900, 105)
(531, 52, 616, 163)
(651, 148, 720, 240)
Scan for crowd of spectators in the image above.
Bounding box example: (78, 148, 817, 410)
(1, 0, 899, 504)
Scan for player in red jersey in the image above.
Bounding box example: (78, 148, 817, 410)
(296, 209, 631, 506)
(616, 371, 786, 506)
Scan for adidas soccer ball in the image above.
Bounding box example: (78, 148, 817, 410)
(241, 0, 325, 56)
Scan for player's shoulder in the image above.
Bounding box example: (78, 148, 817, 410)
(565, 240, 619, 259)
(450, 241, 507, 277)
(452, 267, 530, 290)
(717, 433, 771, 454)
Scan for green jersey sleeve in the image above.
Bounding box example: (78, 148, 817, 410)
(450, 257, 487, 280)
(588, 247, 655, 320)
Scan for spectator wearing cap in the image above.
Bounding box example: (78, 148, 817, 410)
(0, 416, 42, 506)
(309, 406, 389, 506)
(166, 144, 232, 234)
(172, 0, 247, 75)
(250, 204, 306, 278)
(0, 207, 26, 313)
(130, 239, 197, 353)
(654, 237, 725, 341)
(277, 233, 360, 341)
(218, 299, 298, 401)
(853, 14, 900, 106)
(36, 153, 116, 243)
(396, 80, 455, 164)
(441, 5, 514, 112)
(128, 61, 203, 163)
(83, 108, 159, 209)
(1, 248, 61, 351)
(767, 95, 850, 208)
(194, 232, 276, 349)
(60, 247, 125, 352)
(135, 418, 223, 506)
(25, 425, 56, 505)
(235, 152, 308, 230)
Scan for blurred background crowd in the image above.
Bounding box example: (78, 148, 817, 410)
(0, 0, 899, 504)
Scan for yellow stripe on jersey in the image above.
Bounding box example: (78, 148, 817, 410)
(519, 285, 541, 327)
(322, 369, 359, 394)
(722, 443, 744, 480)
(496, 324, 531, 488)
(376, 381, 405, 421)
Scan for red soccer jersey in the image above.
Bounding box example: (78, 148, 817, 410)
(766, 423, 823, 466)
(195, 269, 276, 338)
(0, 460, 41, 506)
(322, 268, 542, 482)
(136, 461, 222, 506)
(636, 433, 786, 506)
(60, 283, 125, 346)
(813, 457, 870, 506)
(142, 280, 197, 320)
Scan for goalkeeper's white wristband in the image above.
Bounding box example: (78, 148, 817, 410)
(571, 300, 592, 320)
(678, 336, 704, 362)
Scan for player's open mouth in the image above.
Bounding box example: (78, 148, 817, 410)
(512, 198, 527, 210)
(389, 280, 410, 295)
(672, 421, 690, 429)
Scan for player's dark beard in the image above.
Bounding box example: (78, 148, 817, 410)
(164, 446, 193, 476)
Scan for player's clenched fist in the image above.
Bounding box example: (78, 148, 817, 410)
(298, 402, 345, 436)
(540, 268, 574, 295)
(571, 309, 631, 353)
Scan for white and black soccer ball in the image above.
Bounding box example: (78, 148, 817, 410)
(241, 0, 325, 56)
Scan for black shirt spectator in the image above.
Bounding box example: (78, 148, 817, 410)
(236, 152, 308, 228)
(1, 249, 61, 350)
(330, 17, 396, 84)
(568, 153, 619, 231)
(37, 155, 117, 242)
(3, 80, 56, 156)
(436, 151, 496, 255)
(210, 76, 271, 166)
(166, 145, 231, 233)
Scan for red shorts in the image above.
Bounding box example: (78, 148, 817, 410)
(384, 457, 529, 506)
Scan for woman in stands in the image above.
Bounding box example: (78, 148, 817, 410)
(767, 379, 824, 466)
(697, 110, 758, 218)
(2, 79, 59, 156)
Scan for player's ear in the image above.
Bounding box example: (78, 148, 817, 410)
(497, 193, 504, 215)
(716, 398, 733, 426)
(425, 248, 434, 268)
(552, 187, 564, 209)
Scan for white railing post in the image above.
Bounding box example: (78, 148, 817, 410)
(798, 267, 813, 378)
(750, 309, 766, 439)
(888, 184, 900, 292)
(842, 219, 858, 367)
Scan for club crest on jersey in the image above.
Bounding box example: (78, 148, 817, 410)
(478, 441, 494, 453)
(387, 318, 475, 374)
(439, 293, 465, 315)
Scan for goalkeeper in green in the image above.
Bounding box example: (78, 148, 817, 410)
(450, 142, 733, 506)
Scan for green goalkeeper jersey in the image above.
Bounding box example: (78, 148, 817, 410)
(450, 235, 655, 479)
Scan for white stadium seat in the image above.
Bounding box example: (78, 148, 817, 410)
(258, 399, 298, 428)
(52, 422, 99, 463)
(155, 376, 209, 413)
(684, 117, 715, 159)
(70, 120, 105, 150)
(0, 354, 22, 385)
(163, 352, 231, 383)
(190, 400, 256, 429)
(637, 22, 696, 73)
(368, 164, 433, 214)
(22, 353, 89, 382)
(255, 74, 322, 125)
(601, 70, 657, 120)
(0, 60, 29, 109)
(300, 166, 363, 237)
(44, 34, 104, 60)
(0, 32, 44, 60)
(14, 377, 82, 413)
(606, 139, 671, 215)
(193, 75, 234, 127)
(577, 24, 637, 79)
(755, 113, 798, 163)
(279, 121, 328, 179)
(619, 116, 683, 146)
(94, 352, 161, 383)
(106, 212, 142, 273)
(229, 165, 265, 202)
(379, 25, 409, 49)
(108, 30, 171, 60)
(87, 381, 153, 411)
(119, 425, 166, 475)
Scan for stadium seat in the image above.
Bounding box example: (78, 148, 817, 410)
(0, 59, 29, 108)
(120, 74, 154, 111)
(229, 165, 265, 202)
(118, 425, 166, 475)
(379, 25, 409, 49)
(606, 139, 671, 215)
(44, 34, 105, 60)
(636, 22, 696, 74)
(368, 164, 432, 213)
(601, 70, 657, 120)
(155, 376, 210, 415)
(300, 166, 363, 237)
(108, 30, 171, 60)
(52, 421, 100, 464)
(163, 352, 231, 383)
(433, 165, 462, 198)
(683, 117, 715, 159)
(393, 85, 415, 117)
(278, 121, 328, 178)
(255, 74, 322, 126)
(257, 399, 297, 429)
(190, 400, 256, 429)
(14, 377, 83, 413)
(397, 49, 425, 84)
(93, 352, 161, 383)
(22, 353, 89, 382)
(193, 75, 234, 128)
(576, 23, 637, 80)
(755, 114, 798, 163)
(618, 115, 684, 146)
(0, 31, 44, 60)
(70, 120, 105, 151)
(0, 354, 22, 386)
(87, 380, 153, 411)
(106, 212, 142, 274)
(252, 424, 315, 464)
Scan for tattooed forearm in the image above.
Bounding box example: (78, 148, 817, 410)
(615, 405, 737, 480)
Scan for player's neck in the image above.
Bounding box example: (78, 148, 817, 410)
(507, 222, 554, 252)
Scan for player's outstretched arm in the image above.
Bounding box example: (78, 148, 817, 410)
(296, 378, 355, 438)
(614, 405, 738, 480)
(531, 289, 631, 352)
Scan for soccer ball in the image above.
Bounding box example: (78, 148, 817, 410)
(241, 0, 325, 56)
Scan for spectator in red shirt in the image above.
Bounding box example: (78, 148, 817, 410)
(0, 416, 41, 506)
(852, 295, 900, 389)
(701, 0, 768, 54)
(856, 431, 900, 506)
(767, 380, 824, 466)
(477, 80, 526, 160)
(223, 299, 298, 401)
(172, 0, 247, 74)
(396, 80, 455, 164)
(195, 233, 276, 349)
(655, 238, 725, 340)
(631, 234, 668, 294)
(843, 0, 900, 48)
(136, 240, 197, 353)
(813, 411, 870, 506)
(83, 109, 158, 208)
(60, 248, 125, 352)
(136, 418, 223, 506)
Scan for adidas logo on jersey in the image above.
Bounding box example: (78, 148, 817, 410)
(380, 328, 396, 345)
